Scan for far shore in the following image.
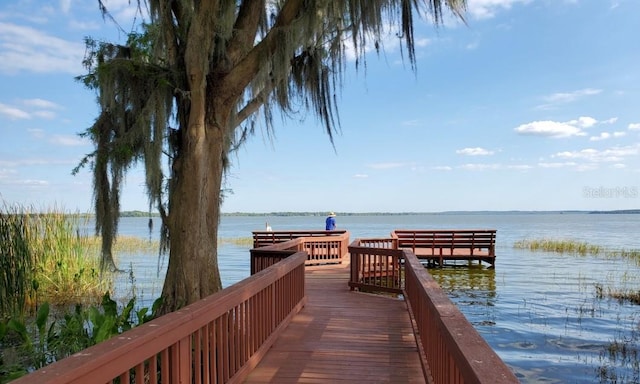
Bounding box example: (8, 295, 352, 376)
(47, 209, 640, 218)
(121, 209, 640, 217)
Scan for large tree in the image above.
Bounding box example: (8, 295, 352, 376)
(77, 0, 466, 313)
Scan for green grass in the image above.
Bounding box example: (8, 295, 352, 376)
(513, 238, 603, 255)
(0, 203, 112, 317)
(219, 237, 253, 247)
(82, 236, 160, 257)
(514, 238, 640, 268)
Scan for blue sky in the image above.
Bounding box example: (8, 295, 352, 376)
(1, 0, 639, 213)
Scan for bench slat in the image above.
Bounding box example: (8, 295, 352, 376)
(391, 229, 497, 267)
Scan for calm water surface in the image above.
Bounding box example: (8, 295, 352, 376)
(104, 213, 640, 383)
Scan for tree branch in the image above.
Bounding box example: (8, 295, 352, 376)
(220, 0, 304, 102)
(227, 0, 265, 65)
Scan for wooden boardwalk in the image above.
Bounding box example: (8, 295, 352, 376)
(244, 262, 426, 383)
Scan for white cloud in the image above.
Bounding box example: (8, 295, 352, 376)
(507, 165, 533, 170)
(590, 131, 627, 141)
(567, 116, 597, 128)
(514, 116, 618, 139)
(553, 144, 639, 163)
(0, 168, 17, 179)
(544, 88, 602, 103)
(612, 163, 626, 169)
(514, 120, 585, 138)
(0, 98, 62, 120)
(60, 0, 72, 14)
(50, 134, 88, 146)
(415, 38, 432, 47)
(353, 174, 368, 179)
(23, 98, 61, 109)
(0, 158, 77, 167)
(344, 28, 402, 62)
(432, 166, 452, 171)
(68, 20, 101, 31)
(33, 110, 57, 119)
(16, 179, 49, 186)
(0, 102, 30, 119)
(629, 123, 640, 131)
(456, 147, 494, 156)
(536, 88, 602, 110)
(576, 164, 599, 172)
(0, 22, 85, 75)
(538, 162, 577, 168)
(590, 132, 610, 141)
(458, 163, 500, 171)
(467, 0, 530, 20)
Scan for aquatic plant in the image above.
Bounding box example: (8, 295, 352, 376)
(82, 235, 160, 256)
(0, 293, 163, 382)
(513, 238, 602, 255)
(219, 237, 253, 247)
(595, 284, 640, 306)
(0, 203, 111, 316)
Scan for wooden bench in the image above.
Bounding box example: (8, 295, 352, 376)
(391, 229, 497, 268)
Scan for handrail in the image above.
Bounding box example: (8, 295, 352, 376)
(252, 229, 349, 248)
(250, 238, 303, 274)
(13, 251, 308, 384)
(348, 238, 403, 293)
(404, 250, 517, 383)
(349, 238, 518, 383)
(251, 231, 350, 268)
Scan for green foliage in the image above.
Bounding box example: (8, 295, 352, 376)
(0, 204, 34, 318)
(0, 203, 111, 317)
(0, 294, 162, 382)
(219, 237, 253, 247)
(514, 238, 640, 266)
(514, 238, 603, 255)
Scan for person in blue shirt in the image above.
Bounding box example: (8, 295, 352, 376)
(325, 212, 336, 230)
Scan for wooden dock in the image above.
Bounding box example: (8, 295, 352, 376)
(244, 261, 425, 383)
(13, 231, 517, 384)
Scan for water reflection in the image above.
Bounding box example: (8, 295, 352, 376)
(428, 265, 497, 321)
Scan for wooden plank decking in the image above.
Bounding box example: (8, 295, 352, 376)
(244, 261, 425, 383)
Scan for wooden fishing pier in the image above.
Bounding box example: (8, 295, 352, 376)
(14, 229, 518, 384)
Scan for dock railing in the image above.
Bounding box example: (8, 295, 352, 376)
(252, 230, 349, 266)
(348, 238, 403, 293)
(13, 251, 308, 384)
(349, 238, 518, 383)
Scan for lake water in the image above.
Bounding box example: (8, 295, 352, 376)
(101, 213, 640, 383)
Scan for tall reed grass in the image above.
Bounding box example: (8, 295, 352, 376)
(82, 236, 160, 256)
(514, 238, 640, 267)
(514, 239, 603, 255)
(0, 203, 111, 318)
(0, 204, 33, 318)
(219, 237, 253, 247)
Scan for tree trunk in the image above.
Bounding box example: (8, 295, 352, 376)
(160, 122, 225, 312)
(159, 51, 226, 311)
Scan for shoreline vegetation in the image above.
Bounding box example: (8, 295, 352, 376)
(514, 238, 640, 307)
(2, 203, 639, 381)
